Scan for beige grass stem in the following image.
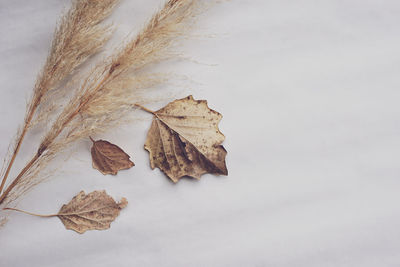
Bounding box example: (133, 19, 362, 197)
(0, 74, 110, 204)
(0, 0, 212, 207)
(0, 0, 119, 194)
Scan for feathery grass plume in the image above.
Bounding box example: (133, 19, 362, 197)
(0, 0, 211, 208)
(0, 0, 120, 195)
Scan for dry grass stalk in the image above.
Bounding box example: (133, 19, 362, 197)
(0, 0, 120, 195)
(0, 0, 210, 207)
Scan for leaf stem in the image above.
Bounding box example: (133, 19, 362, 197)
(3, 207, 57, 218)
(134, 104, 156, 115)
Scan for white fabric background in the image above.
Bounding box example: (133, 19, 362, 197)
(1, 0, 400, 266)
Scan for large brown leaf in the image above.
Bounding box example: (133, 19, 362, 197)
(58, 190, 127, 234)
(90, 137, 134, 175)
(144, 95, 228, 182)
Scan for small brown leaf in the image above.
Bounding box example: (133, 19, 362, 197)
(144, 95, 228, 182)
(90, 137, 134, 175)
(58, 190, 127, 234)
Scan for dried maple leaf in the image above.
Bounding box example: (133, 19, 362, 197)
(143, 95, 228, 182)
(58, 190, 127, 234)
(90, 137, 134, 175)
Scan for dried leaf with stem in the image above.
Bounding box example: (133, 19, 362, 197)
(0, 0, 120, 195)
(4, 190, 127, 234)
(141, 95, 228, 182)
(0, 0, 213, 211)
